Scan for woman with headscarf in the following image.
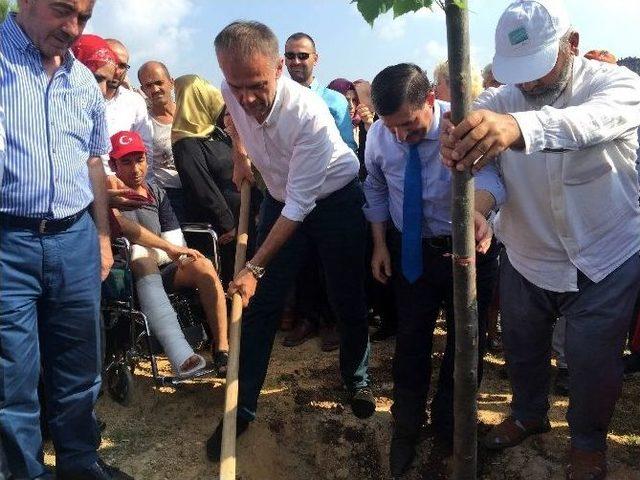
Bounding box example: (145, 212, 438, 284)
(171, 75, 238, 247)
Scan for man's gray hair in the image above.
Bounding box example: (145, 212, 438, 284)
(214, 21, 279, 64)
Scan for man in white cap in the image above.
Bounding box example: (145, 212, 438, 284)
(440, 1, 640, 479)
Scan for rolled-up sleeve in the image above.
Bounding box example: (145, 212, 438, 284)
(362, 127, 390, 222)
(474, 159, 506, 207)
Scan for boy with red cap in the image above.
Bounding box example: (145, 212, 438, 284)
(108, 131, 229, 375)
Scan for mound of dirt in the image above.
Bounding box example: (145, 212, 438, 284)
(45, 324, 640, 479)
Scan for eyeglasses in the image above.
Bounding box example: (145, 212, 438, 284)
(284, 52, 311, 61)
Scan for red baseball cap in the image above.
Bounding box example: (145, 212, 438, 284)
(110, 131, 146, 160)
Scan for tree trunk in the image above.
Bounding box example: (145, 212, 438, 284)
(445, 1, 478, 479)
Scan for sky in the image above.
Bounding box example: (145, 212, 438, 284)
(87, 0, 640, 89)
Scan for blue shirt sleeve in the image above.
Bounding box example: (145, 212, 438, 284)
(362, 123, 391, 223)
(474, 158, 507, 207)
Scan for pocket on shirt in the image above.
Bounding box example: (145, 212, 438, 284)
(561, 144, 612, 185)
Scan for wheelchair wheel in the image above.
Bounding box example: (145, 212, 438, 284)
(105, 361, 134, 406)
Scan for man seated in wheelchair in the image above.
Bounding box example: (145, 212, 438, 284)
(108, 130, 229, 377)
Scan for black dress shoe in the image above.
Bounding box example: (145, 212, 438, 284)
(390, 432, 418, 477)
(206, 417, 251, 462)
(56, 458, 133, 480)
(349, 387, 376, 419)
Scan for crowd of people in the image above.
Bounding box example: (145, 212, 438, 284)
(1, 0, 639, 479)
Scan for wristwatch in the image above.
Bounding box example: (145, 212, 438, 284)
(245, 261, 265, 279)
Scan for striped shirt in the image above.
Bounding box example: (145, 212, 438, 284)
(0, 14, 111, 219)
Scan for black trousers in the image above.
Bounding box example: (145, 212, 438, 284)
(237, 180, 370, 421)
(389, 229, 498, 438)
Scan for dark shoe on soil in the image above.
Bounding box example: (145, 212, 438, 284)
(565, 448, 606, 480)
(623, 352, 640, 378)
(206, 417, 250, 462)
(282, 318, 317, 347)
(554, 367, 570, 396)
(279, 308, 296, 331)
(56, 458, 134, 480)
(320, 326, 340, 352)
(389, 430, 418, 477)
(484, 416, 551, 450)
(349, 387, 376, 419)
(213, 350, 229, 378)
(370, 325, 396, 342)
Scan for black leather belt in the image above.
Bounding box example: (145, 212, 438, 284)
(423, 235, 452, 252)
(0, 208, 88, 234)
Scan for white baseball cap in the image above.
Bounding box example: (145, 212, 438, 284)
(492, 0, 571, 85)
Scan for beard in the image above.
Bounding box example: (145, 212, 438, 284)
(520, 55, 573, 108)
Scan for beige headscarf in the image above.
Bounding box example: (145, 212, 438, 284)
(171, 74, 224, 143)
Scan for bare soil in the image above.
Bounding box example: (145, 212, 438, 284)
(45, 324, 640, 479)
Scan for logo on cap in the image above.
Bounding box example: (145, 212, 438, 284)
(509, 26, 529, 46)
(119, 135, 133, 146)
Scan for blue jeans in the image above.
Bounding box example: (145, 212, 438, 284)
(0, 212, 102, 478)
(238, 180, 370, 421)
(500, 250, 640, 451)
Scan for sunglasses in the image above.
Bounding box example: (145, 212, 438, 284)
(284, 52, 311, 61)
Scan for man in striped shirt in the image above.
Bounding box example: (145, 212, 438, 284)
(0, 1, 132, 479)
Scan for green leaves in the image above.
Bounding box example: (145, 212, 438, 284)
(0, 0, 17, 22)
(353, 0, 435, 26)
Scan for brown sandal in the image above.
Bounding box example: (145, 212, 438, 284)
(566, 448, 606, 480)
(484, 416, 551, 450)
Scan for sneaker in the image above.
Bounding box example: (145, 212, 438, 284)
(213, 350, 229, 378)
(206, 417, 250, 462)
(349, 387, 376, 419)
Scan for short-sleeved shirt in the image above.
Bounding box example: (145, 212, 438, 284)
(0, 14, 111, 218)
(121, 183, 179, 235)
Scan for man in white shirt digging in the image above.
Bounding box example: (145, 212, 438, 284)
(205, 20, 374, 462)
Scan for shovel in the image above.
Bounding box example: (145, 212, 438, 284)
(220, 181, 251, 480)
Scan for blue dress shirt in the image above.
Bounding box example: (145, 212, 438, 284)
(0, 14, 111, 218)
(309, 79, 358, 152)
(362, 100, 506, 237)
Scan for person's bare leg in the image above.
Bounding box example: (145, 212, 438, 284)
(174, 258, 229, 352)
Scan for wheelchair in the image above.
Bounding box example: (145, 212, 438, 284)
(101, 223, 222, 406)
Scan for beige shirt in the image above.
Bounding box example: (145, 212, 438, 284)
(476, 56, 640, 292)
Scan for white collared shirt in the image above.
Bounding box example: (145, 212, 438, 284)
(476, 56, 640, 292)
(102, 86, 154, 180)
(222, 76, 359, 221)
